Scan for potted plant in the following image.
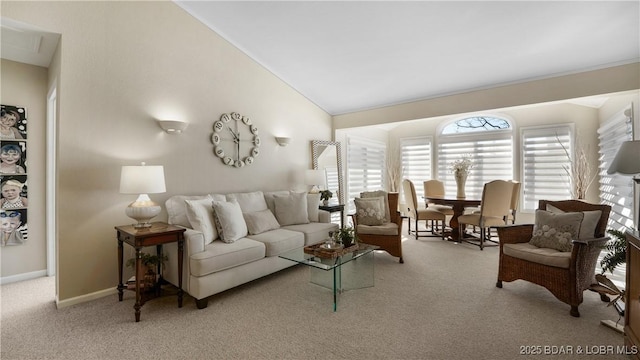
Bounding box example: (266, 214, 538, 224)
(320, 190, 333, 206)
(126, 253, 168, 291)
(600, 229, 627, 274)
(334, 226, 356, 248)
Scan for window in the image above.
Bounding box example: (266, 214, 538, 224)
(400, 137, 432, 200)
(520, 126, 572, 210)
(438, 116, 513, 199)
(598, 107, 634, 231)
(346, 136, 386, 213)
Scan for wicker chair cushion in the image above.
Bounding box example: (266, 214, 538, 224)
(503, 242, 571, 268)
(354, 196, 386, 226)
(356, 222, 399, 236)
(529, 210, 584, 252)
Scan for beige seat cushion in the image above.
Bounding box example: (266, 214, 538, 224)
(247, 228, 304, 257)
(190, 238, 265, 277)
(357, 222, 399, 236)
(503, 242, 571, 268)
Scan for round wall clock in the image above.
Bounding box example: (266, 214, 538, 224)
(211, 112, 260, 167)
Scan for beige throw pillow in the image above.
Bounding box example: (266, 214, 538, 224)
(546, 204, 602, 239)
(529, 209, 584, 252)
(355, 196, 386, 226)
(243, 209, 280, 235)
(274, 192, 310, 226)
(185, 198, 218, 242)
(212, 200, 248, 243)
(360, 190, 390, 223)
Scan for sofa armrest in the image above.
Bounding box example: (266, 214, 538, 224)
(496, 224, 534, 245)
(318, 209, 331, 223)
(183, 227, 206, 256)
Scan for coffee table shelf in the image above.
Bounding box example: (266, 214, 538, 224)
(279, 243, 379, 311)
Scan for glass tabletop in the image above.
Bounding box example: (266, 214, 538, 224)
(278, 243, 379, 270)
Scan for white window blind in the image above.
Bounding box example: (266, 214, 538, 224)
(598, 108, 633, 231)
(437, 133, 513, 199)
(521, 126, 572, 210)
(401, 137, 432, 200)
(347, 136, 386, 213)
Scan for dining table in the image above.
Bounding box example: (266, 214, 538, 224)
(424, 196, 482, 242)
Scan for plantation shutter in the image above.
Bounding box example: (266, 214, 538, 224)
(346, 136, 386, 213)
(401, 137, 432, 200)
(598, 107, 634, 231)
(521, 126, 572, 210)
(437, 133, 513, 199)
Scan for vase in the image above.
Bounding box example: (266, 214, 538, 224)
(455, 171, 468, 199)
(323, 199, 329, 206)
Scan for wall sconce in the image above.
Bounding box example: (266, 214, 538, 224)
(275, 136, 291, 147)
(158, 120, 188, 134)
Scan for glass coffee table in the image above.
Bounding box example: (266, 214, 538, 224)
(279, 243, 379, 311)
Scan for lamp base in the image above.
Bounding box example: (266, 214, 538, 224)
(125, 195, 161, 228)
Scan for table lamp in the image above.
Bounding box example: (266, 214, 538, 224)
(607, 140, 640, 228)
(305, 169, 325, 194)
(120, 162, 166, 228)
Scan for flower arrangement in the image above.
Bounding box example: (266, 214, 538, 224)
(449, 155, 474, 174)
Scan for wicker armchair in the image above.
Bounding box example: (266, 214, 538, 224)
(496, 199, 611, 317)
(351, 192, 404, 263)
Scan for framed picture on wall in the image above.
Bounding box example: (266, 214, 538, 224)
(0, 175, 27, 209)
(1, 208, 27, 246)
(0, 104, 27, 140)
(0, 141, 27, 174)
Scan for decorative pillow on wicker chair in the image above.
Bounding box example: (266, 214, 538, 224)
(546, 204, 602, 239)
(360, 190, 390, 223)
(355, 196, 386, 226)
(529, 209, 584, 252)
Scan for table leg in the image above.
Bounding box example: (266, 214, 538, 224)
(177, 235, 184, 308)
(134, 247, 142, 322)
(448, 204, 466, 242)
(117, 236, 124, 301)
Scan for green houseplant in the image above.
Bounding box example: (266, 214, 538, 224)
(320, 190, 333, 205)
(600, 229, 627, 275)
(125, 253, 168, 290)
(334, 226, 355, 248)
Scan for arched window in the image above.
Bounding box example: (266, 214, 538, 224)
(437, 116, 513, 199)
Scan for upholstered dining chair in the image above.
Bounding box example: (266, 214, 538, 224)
(505, 180, 521, 224)
(402, 179, 447, 240)
(423, 180, 454, 216)
(351, 191, 404, 263)
(496, 199, 611, 317)
(457, 180, 513, 250)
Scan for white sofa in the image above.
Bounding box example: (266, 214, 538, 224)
(161, 190, 339, 309)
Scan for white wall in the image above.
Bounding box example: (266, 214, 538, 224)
(2, 1, 332, 302)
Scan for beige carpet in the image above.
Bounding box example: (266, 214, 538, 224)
(1, 228, 628, 360)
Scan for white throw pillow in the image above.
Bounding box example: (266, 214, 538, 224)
(212, 200, 248, 243)
(185, 198, 218, 242)
(264, 190, 291, 215)
(226, 191, 268, 213)
(243, 209, 281, 235)
(360, 190, 390, 223)
(274, 192, 310, 226)
(354, 196, 386, 226)
(307, 193, 320, 222)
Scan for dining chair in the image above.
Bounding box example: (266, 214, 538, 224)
(457, 180, 514, 250)
(423, 180, 453, 234)
(505, 181, 521, 224)
(402, 179, 447, 239)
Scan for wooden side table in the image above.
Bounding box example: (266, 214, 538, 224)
(116, 222, 186, 322)
(319, 204, 345, 228)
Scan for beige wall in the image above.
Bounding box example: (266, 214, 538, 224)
(0, 59, 48, 278)
(2, 1, 332, 302)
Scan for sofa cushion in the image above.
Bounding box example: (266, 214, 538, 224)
(190, 238, 265, 276)
(243, 209, 281, 235)
(166, 194, 213, 228)
(226, 191, 268, 213)
(307, 193, 320, 222)
(282, 222, 339, 246)
(274, 192, 310, 226)
(529, 209, 583, 252)
(212, 200, 248, 243)
(185, 198, 218, 243)
(546, 204, 602, 239)
(354, 196, 386, 226)
(356, 222, 399, 236)
(247, 228, 304, 256)
(503, 242, 571, 269)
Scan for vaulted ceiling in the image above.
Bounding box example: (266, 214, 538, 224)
(175, 1, 639, 115)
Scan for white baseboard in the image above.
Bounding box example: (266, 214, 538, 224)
(56, 287, 118, 309)
(0, 270, 48, 285)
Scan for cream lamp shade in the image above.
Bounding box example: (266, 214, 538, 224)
(305, 169, 325, 193)
(120, 162, 166, 228)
